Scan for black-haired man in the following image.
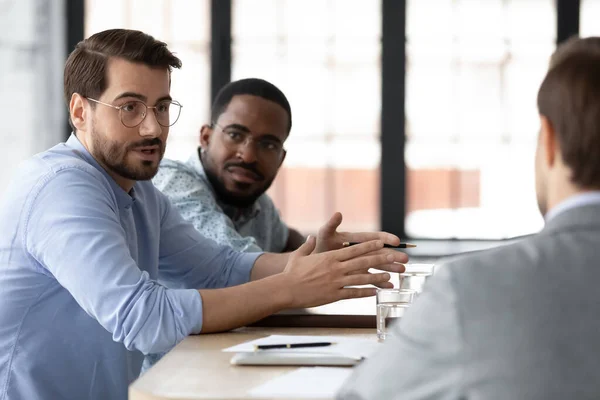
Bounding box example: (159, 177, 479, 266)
(154, 78, 306, 252)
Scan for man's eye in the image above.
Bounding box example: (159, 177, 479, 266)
(227, 131, 243, 140)
(121, 103, 138, 113)
(260, 141, 278, 151)
(157, 102, 170, 113)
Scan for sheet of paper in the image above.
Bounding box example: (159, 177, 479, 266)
(222, 335, 381, 359)
(249, 367, 352, 399)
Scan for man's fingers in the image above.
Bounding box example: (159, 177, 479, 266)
(348, 262, 406, 276)
(339, 287, 378, 300)
(342, 272, 391, 287)
(318, 212, 343, 237)
(373, 281, 395, 289)
(334, 240, 384, 261)
(364, 248, 409, 264)
(341, 252, 408, 273)
(338, 231, 401, 247)
(291, 235, 316, 258)
(368, 262, 406, 274)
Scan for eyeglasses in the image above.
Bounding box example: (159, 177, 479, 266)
(212, 122, 286, 160)
(86, 97, 182, 128)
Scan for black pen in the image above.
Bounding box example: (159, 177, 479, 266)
(254, 342, 334, 351)
(343, 242, 417, 249)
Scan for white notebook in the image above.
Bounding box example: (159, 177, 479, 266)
(224, 334, 380, 366)
(230, 351, 361, 366)
(249, 367, 352, 398)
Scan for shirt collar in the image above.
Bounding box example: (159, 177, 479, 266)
(545, 191, 600, 223)
(66, 134, 136, 210)
(186, 149, 261, 221)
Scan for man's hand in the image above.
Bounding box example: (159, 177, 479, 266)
(281, 236, 407, 308)
(199, 236, 408, 333)
(315, 212, 402, 253)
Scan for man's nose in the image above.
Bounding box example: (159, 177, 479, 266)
(236, 138, 258, 163)
(138, 110, 163, 138)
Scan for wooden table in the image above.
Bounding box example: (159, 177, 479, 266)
(129, 326, 375, 400)
(252, 296, 377, 328)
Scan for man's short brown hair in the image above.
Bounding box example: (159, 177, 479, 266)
(537, 37, 600, 188)
(549, 36, 600, 69)
(64, 29, 182, 131)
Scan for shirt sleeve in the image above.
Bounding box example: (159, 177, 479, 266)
(336, 264, 463, 400)
(258, 195, 290, 253)
(153, 164, 263, 252)
(155, 188, 260, 290)
(25, 167, 200, 355)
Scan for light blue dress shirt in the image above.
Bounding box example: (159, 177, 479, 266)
(0, 135, 260, 400)
(152, 151, 289, 253)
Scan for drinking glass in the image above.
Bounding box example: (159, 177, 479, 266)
(376, 289, 416, 340)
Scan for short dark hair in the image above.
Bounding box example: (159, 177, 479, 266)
(64, 29, 182, 131)
(537, 37, 600, 188)
(211, 78, 292, 134)
(549, 36, 600, 69)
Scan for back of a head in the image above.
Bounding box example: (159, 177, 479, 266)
(549, 36, 600, 69)
(538, 37, 600, 189)
(63, 29, 182, 130)
(211, 78, 292, 134)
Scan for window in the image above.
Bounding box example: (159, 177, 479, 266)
(85, 0, 211, 161)
(405, 0, 553, 238)
(232, 0, 381, 233)
(581, 0, 600, 36)
(0, 0, 65, 194)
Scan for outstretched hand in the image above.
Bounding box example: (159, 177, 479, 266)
(281, 236, 408, 309)
(315, 212, 402, 253)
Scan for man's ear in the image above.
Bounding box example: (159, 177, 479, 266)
(199, 124, 213, 149)
(540, 115, 557, 168)
(277, 149, 287, 168)
(69, 93, 88, 132)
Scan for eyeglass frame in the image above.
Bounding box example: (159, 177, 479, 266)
(85, 97, 183, 128)
(211, 122, 287, 160)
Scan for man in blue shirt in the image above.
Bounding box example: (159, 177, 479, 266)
(0, 29, 407, 400)
(153, 78, 306, 253)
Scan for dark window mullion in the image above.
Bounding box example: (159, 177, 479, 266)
(380, 0, 407, 238)
(557, 0, 580, 44)
(210, 0, 232, 103)
(65, 1, 85, 140)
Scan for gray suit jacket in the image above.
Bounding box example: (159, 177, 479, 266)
(338, 204, 600, 400)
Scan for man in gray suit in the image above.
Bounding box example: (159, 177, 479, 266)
(338, 36, 600, 400)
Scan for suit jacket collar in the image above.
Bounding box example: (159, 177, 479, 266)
(542, 203, 600, 235)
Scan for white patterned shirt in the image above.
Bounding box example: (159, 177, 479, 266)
(152, 152, 289, 253)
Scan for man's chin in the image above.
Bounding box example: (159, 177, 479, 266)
(205, 167, 269, 208)
(226, 188, 256, 199)
(113, 164, 159, 181)
(220, 188, 262, 208)
(127, 156, 161, 178)
(139, 168, 160, 181)
(223, 177, 252, 189)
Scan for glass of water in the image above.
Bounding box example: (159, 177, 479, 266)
(399, 264, 435, 294)
(376, 289, 416, 340)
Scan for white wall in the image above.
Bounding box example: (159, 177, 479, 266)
(0, 0, 66, 194)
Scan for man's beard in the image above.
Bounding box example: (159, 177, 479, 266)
(91, 125, 164, 181)
(200, 149, 274, 209)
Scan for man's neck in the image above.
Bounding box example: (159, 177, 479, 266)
(545, 188, 600, 222)
(547, 184, 596, 214)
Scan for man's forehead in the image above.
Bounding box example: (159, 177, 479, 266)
(225, 94, 285, 113)
(103, 57, 170, 99)
(220, 95, 289, 129)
